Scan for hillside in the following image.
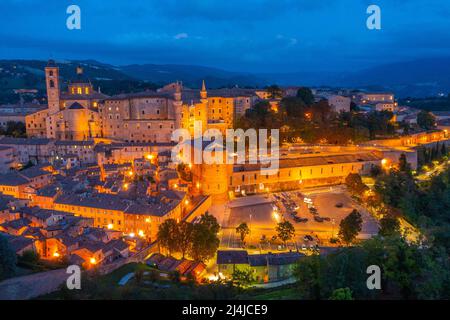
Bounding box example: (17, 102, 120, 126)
(2, 57, 450, 104)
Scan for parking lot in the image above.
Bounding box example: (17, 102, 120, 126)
(220, 187, 379, 251)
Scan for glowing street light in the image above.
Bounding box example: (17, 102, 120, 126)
(107, 223, 113, 230)
(53, 252, 60, 258)
(272, 211, 281, 222)
(90, 257, 97, 265)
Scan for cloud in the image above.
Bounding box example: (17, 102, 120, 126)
(1, 0, 450, 73)
(174, 33, 188, 40)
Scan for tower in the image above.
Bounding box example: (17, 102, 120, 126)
(45, 59, 60, 114)
(191, 140, 232, 203)
(173, 81, 183, 130)
(197, 80, 208, 132)
(200, 79, 207, 101)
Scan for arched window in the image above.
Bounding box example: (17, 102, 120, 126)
(49, 80, 55, 88)
(49, 70, 54, 76)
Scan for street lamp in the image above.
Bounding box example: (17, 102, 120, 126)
(331, 218, 336, 241)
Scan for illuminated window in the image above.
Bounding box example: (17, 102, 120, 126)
(77, 87, 82, 94)
(85, 87, 89, 94)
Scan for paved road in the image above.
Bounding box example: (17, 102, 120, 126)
(0, 268, 67, 300)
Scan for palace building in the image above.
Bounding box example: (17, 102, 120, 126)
(26, 61, 258, 143)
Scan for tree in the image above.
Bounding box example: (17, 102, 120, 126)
(232, 267, 255, 288)
(379, 216, 400, 237)
(296, 87, 314, 105)
(0, 234, 16, 280)
(417, 110, 436, 131)
(5, 121, 26, 138)
(329, 287, 353, 300)
(280, 97, 307, 118)
(276, 220, 295, 247)
(190, 218, 220, 262)
(293, 254, 325, 299)
(338, 210, 363, 245)
(198, 212, 220, 234)
(157, 219, 179, 255)
(266, 85, 283, 99)
(236, 222, 250, 245)
(345, 173, 368, 196)
(259, 234, 269, 251)
(370, 165, 382, 178)
(398, 154, 412, 174)
(19, 250, 40, 264)
(176, 221, 194, 258)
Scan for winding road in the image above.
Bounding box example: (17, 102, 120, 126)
(0, 268, 68, 300)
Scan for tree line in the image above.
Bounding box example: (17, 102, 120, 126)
(235, 86, 397, 144)
(157, 213, 220, 262)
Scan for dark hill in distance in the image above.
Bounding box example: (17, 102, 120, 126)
(119, 63, 269, 88)
(2, 57, 450, 100)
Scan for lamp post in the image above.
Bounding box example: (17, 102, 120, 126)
(249, 213, 252, 246)
(331, 218, 336, 243)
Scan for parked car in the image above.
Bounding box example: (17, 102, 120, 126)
(314, 216, 325, 222)
(294, 216, 306, 223)
(304, 235, 314, 242)
(309, 208, 318, 214)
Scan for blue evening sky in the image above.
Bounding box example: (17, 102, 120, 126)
(1, 0, 449, 72)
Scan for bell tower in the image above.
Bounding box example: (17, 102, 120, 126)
(197, 80, 208, 133)
(200, 79, 207, 101)
(45, 59, 60, 114)
(173, 81, 183, 130)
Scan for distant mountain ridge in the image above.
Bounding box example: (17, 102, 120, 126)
(1, 57, 450, 98)
(119, 63, 268, 88)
